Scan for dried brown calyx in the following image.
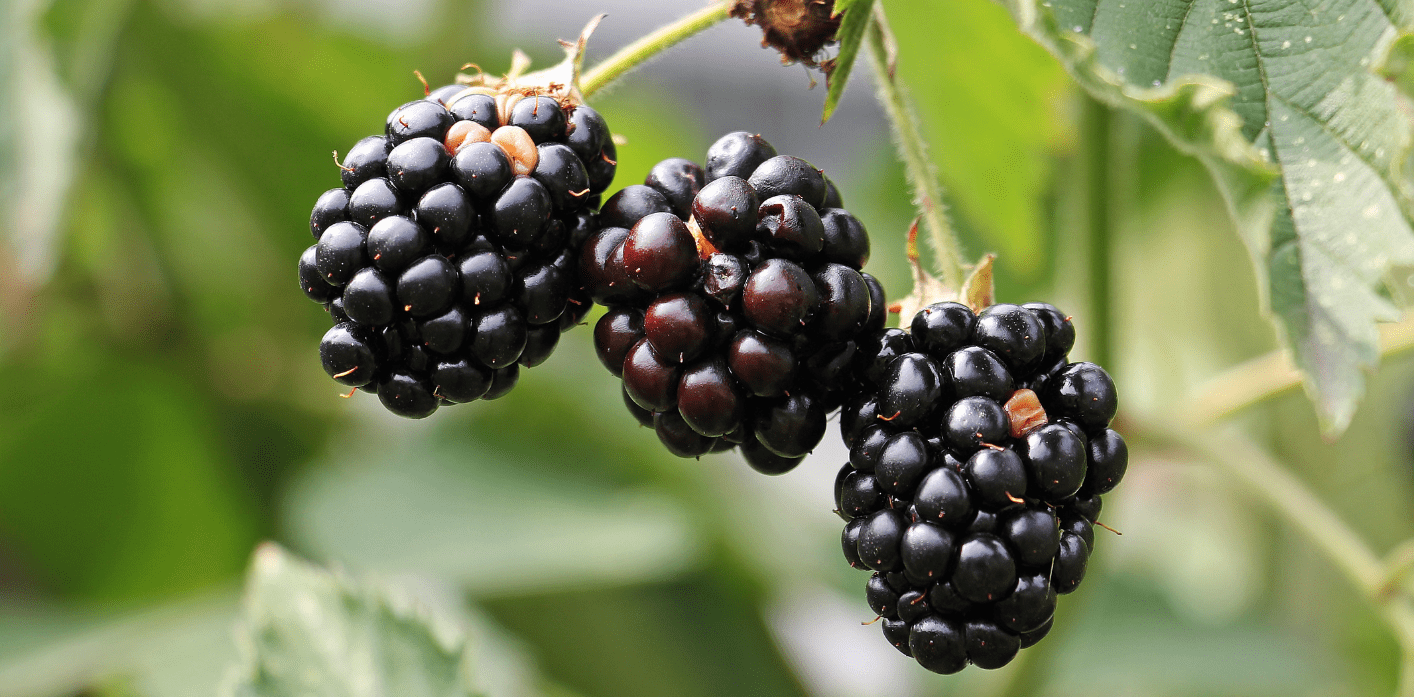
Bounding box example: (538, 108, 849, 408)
(731, 0, 842, 66)
(443, 15, 604, 121)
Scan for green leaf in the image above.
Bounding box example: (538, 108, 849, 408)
(283, 438, 701, 595)
(821, 0, 875, 124)
(999, 0, 1414, 435)
(222, 544, 477, 697)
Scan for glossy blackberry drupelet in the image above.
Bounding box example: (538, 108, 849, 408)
(581, 132, 882, 471)
(834, 300, 1126, 673)
(300, 85, 617, 417)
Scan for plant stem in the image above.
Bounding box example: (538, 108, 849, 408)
(1082, 96, 1113, 368)
(864, 4, 965, 290)
(1382, 539, 1414, 598)
(1180, 315, 1414, 426)
(1147, 418, 1414, 695)
(580, 2, 733, 99)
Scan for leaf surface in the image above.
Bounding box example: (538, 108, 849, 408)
(821, 0, 875, 123)
(1001, 0, 1414, 433)
(223, 545, 476, 697)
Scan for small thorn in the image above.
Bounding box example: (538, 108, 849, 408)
(601, 152, 617, 165)
(862, 615, 882, 626)
(413, 69, 429, 96)
(877, 411, 903, 422)
(1005, 492, 1025, 504)
(568, 187, 592, 198)
(980, 441, 1006, 452)
(332, 366, 359, 379)
(339, 387, 357, 398)
(1094, 520, 1123, 536)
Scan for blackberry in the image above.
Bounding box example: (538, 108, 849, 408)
(300, 57, 618, 416)
(835, 298, 1125, 672)
(580, 132, 882, 469)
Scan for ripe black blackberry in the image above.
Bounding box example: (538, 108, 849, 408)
(834, 298, 1126, 673)
(582, 131, 884, 472)
(300, 50, 615, 418)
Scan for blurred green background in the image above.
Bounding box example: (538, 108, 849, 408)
(1, 0, 1412, 695)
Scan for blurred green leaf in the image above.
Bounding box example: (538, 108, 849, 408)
(223, 544, 476, 697)
(1000, 0, 1414, 435)
(284, 436, 702, 595)
(820, 0, 874, 124)
(0, 359, 258, 601)
(483, 571, 809, 697)
(884, 0, 1073, 280)
(0, 591, 238, 697)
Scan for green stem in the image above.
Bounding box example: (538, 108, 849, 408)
(1082, 96, 1113, 368)
(1382, 539, 1414, 598)
(864, 4, 965, 290)
(1180, 315, 1414, 426)
(1149, 418, 1414, 695)
(580, 2, 733, 98)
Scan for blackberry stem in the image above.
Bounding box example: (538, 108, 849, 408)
(580, 2, 733, 98)
(864, 4, 966, 292)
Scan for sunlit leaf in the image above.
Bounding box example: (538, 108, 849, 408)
(999, 0, 1414, 435)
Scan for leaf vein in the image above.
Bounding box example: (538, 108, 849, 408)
(1163, 0, 1200, 83)
(1268, 90, 1388, 189)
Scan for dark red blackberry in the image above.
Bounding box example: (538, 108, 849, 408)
(693, 177, 759, 252)
(837, 298, 1125, 672)
(299, 58, 618, 415)
(577, 133, 882, 465)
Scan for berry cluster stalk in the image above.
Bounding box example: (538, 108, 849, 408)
(863, 4, 966, 292)
(581, 1, 734, 98)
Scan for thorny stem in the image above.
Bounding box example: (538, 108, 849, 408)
(580, 2, 733, 98)
(864, 4, 966, 291)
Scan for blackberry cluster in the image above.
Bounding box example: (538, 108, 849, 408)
(299, 85, 617, 417)
(581, 132, 884, 472)
(835, 301, 1126, 672)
